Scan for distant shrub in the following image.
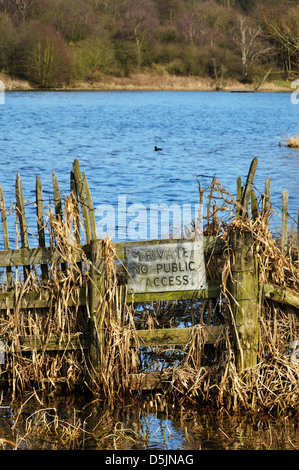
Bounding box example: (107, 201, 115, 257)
(166, 58, 186, 75)
(159, 27, 179, 44)
(0, 12, 18, 72)
(12, 23, 72, 88)
(71, 33, 117, 82)
(113, 40, 138, 76)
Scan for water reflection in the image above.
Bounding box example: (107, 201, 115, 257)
(0, 392, 298, 450)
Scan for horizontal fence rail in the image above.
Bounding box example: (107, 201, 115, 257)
(0, 157, 297, 393)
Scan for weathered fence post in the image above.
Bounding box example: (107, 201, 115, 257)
(88, 239, 105, 386)
(15, 173, 30, 281)
(36, 175, 48, 281)
(236, 175, 242, 217)
(240, 157, 258, 218)
(228, 230, 259, 372)
(0, 185, 12, 286)
(262, 177, 270, 218)
(281, 189, 289, 254)
(72, 159, 92, 244)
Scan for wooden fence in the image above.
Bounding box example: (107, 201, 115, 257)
(0, 158, 298, 392)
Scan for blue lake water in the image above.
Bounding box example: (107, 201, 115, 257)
(0, 90, 298, 246)
(0, 90, 299, 450)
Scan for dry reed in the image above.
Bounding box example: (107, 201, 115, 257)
(0, 195, 90, 393)
(95, 176, 299, 413)
(95, 238, 140, 398)
(286, 137, 299, 149)
(285, 124, 299, 149)
(0, 171, 298, 414)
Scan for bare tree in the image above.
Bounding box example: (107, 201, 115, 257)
(234, 15, 273, 81)
(177, 13, 200, 45)
(13, 24, 72, 87)
(112, 0, 159, 71)
(1, 0, 35, 21)
(261, 4, 299, 78)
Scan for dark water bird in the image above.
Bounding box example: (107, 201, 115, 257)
(155, 146, 163, 151)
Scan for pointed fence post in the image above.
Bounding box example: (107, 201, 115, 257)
(228, 230, 259, 372)
(262, 177, 270, 218)
(70, 170, 83, 272)
(72, 159, 92, 243)
(236, 175, 243, 217)
(88, 239, 105, 386)
(52, 171, 67, 273)
(240, 157, 258, 218)
(0, 185, 12, 286)
(36, 175, 48, 281)
(83, 172, 97, 240)
(15, 173, 30, 281)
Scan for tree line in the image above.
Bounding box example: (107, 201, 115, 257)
(0, 0, 298, 88)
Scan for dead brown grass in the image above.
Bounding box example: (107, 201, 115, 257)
(284, 125, 299, 149)
(88, 176, 299, 413)
(0, 195, 90, 393)
(286, 136, 299, 148)
(66, 74, 292, 92)
(0, 166, 298, 413)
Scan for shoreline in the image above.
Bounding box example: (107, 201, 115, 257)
(0, 72, 292, 93)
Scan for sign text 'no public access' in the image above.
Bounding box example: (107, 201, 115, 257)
(125, 240, 206, 294)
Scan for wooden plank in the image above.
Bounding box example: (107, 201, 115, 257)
(129, 368, 213, 391)
(2, 324, 222, 352)
(0, 184, 12, 285)
(129, 372, 171, 390)
(15, 173, 30, 280)
(0, 243, 91, 268)
(126, 280, 221, 303)
(0, 246, 61, 267)
(0, 286, 87, 310)
(36, 175, 48, 280)
(72, 159, 92, 243)
(0, 280, 220, 310)
(263, 283, 299, 309)
(18, 333, 89, 352)
(113, 236, 225, 260)
(132, 325, 223, 347)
